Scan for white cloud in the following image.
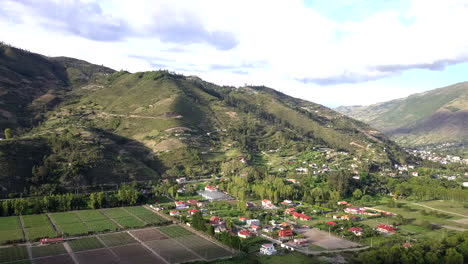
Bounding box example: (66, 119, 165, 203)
(1, 0, 468, 106)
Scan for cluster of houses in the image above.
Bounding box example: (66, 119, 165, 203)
(410, 149, 468, 165)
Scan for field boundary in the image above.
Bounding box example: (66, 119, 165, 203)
(126, 231, 170, 264)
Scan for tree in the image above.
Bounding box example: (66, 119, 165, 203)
(191, 211, 207, 232)
(207, 225, 215, 236)
(4, 128, 13, 139)
(444, 248, 463, 264)
(352, 189, 363, 200)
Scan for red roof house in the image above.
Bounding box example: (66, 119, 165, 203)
(238, 230, 253, 238)
(278, 229, 294, 238)
(205, 185, 216, 192)
(188, 209, 199, 216)
(348, 227, 363, 236)
(376, 224, 396, 234)
(292, 212, 312, 221)
(284, 208, 296, 214)
(186, 200, 198, 205)
(326, 221, 337, 226)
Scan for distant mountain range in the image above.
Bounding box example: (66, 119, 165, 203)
(0, 43, 413, 195)
(336, 82, 468, 151)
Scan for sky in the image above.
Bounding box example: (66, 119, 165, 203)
(1, 0, 468, 107)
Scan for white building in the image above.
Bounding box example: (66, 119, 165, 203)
(246, 219, 260, 226)
(260, 244, 277, 255)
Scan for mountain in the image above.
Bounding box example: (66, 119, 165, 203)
(335, 82, 468, 149)
(0, 43, 414, 195)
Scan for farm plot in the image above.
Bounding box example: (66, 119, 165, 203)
(111, 244, 166, 264)
(124, 207, 170, 226)
(68, 237, 104, 252)
(174, 235, 233, 261)
(158, 225, 193, 238)
(99, 232, 137, 247)
(75, 248, 119, 264)
(33, 254, 74, 264)
(76, 210, 118, 233)
(130, 228, 167, 241)
(146, 238, 200, 263)
(50, 212, 89, 236)
(21, 214, 58, 241)
(100, 208, 145, 228)
(31, 244, 67, 258)
(0, 216, 24, 244)
(0, 246, 29, 264)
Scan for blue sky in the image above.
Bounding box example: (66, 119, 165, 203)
(1, 0, 468, 107)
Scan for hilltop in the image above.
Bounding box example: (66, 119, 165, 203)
(0, 44, 414, 195)
(336, 82, 468, 152)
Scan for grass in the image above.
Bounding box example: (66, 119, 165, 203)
(0, 246, 29, 264)
(99, 232, 137, 247)
(0, 217, 23, 244)
(123, 206, 169, 225)
(113, 217, 145, 228)
(68, 237, 104, 252)
(57, 222, 89, 236)
(100, 208, 131, 219)
(158, 225, 193, 238)
(50, 212, 81, 225)
(85, 219, 119, 233)
(417, 200, 468, 217)
(31, 244, 67, 258)
(21, 214, 58, 241)
(75, 210, 107, 221)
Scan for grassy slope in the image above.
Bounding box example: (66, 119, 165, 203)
(336, 82, 468, 146)
(0, 46, 413, 194)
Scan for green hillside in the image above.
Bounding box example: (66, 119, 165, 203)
(0, 44, 414, 196)
(336, 82, 468, 148)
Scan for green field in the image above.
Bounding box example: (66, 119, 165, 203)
(416, 200, 468, 217)
(0, 217, 24, 244)
(21, 214, 58, 241)
(68, 237, 104, 252)
(0, 246, 29, 264)
(100, 208, 145, 228)
(50, 212, 81, 225)
(51, 210, 119, 236)
(31, 244, 67, 258)
(75, 210, 107, 221)
(99, 232, 137, 247)
(123, 207, 169, 225)
(159, 225, 193, 238)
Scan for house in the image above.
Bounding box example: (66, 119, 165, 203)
(295, 167, 309, 173)
(281, 200, 294, 206)
(344, 207, 366, 215)
(280, 222, 290, 228)
(205, 185, 217, 192)
(176, 178, 186, 184)
(197, 202, 205, 208)
(215, 225, 227, 233)
(210, 216, 221, 225)
(251, 225, 261, 231)
(262, 226, 274, 233)
(246, 202, 255, 208)
(150, 204, 163, 211)
(169, 210, 180, 217)
(239, 217, 247, 223)
(376, 224, 396, 234)
(284, 208, 296, 215)
(292, 238, 308, 246)
(175, 201, 188, 210)
(260, 244, 277, 255)
(278, 229, 294, 238)
(337, 201, 350, 206)
(326, 221, 337, 226)
(286, 179, 299, 184)
(238, 230, 253, 238)
(411, 171, 419, 177)
(403, 243, 411, 248)
(348, 227, 363, 236)
(262, 199, 276, 209)
(40, 237, 64, 245)
(188, 209, 199, 216)
(186, 200, 198, 206)
(292, 212, 312, 221)
(246, 219, 260, 226)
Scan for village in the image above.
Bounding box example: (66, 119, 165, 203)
(149, 182, 404, 257)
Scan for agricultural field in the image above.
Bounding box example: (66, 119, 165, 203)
(100, 208, 146, 228)
(175, 234, 233, 261)
(0, 225, 234, 264)
(158, 225, 194, 238)
(0, 216, 24, 244)
(21, 214, 58, 241)
(0, 246, 29, 264)
(123, 206, 170, 225)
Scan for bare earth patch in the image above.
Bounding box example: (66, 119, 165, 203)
(298, 228, 360, 250)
